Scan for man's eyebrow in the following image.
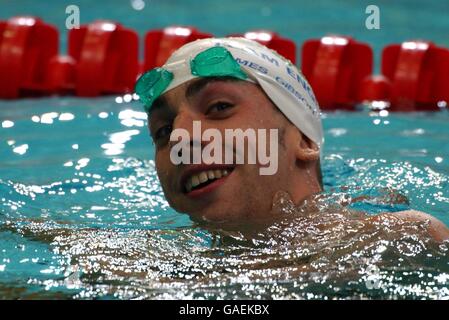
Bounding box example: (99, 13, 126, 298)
(148, 77, 241, 116)
(185, 76, 240, 99)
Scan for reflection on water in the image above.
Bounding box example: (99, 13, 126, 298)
(1, 186, 449, 300)
(0, 97, 448, 299)
(1, 155, 448, 299)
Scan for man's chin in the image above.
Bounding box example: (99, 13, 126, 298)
(186, 202, 272, 225)
(187, 208, 278, 233)
(183, 204, 252, 224)
(188, 210, 238, 224)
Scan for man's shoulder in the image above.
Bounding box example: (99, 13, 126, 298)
(375, 210, 449, 242)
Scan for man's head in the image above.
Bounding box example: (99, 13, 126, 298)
(136, 37, 324, 223)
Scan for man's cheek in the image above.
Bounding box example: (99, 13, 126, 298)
(155, 154, 171, 182)
(155, 165, 172, 199)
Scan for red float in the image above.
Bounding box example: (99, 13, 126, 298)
(144, 26, 212, 71)
(358, 75, 392, 106)
(301, 35, 373, 110)
(381, 41, 449, 111)
(67, 20, 139, 96)
(230, 30, 297, 64)
(46, 55, 76, 95)
(0, 16, 58, 98)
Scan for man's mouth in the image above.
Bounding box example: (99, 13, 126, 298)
(183, 167, 234, 194)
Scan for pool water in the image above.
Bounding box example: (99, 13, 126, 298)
(1, 97, 448, 299)
(1, 0, 449, 300)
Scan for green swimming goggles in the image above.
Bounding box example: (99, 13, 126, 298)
(135, 46, 248, 112)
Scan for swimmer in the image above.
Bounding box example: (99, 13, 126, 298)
(135, 37, 449, 241)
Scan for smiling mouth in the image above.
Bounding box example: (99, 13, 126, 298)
(184, 168, 234, 193)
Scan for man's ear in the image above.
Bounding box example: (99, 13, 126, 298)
(293, 128, 320, 162)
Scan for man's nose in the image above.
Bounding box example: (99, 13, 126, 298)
(169, 109, 200, 156)
(169, 109, 212, 161)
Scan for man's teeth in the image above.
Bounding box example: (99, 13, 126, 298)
(185, 169, 230, 192)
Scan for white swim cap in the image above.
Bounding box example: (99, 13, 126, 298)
(139, 37, 324, 148)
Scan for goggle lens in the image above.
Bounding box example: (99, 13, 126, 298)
(135, 46, 247, 112)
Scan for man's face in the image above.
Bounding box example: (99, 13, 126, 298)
(148, 77, 319, 223)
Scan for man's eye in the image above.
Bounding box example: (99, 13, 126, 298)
(206, 102, 234, 115)
(154, 124, 172, 141)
